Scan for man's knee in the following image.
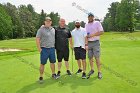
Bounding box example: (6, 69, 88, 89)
(89, 57, 93, 62)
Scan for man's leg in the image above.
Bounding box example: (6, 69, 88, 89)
(77, 59, 82, 69)
(65, 61, 72, 75)
(82, 59, 86, 73)
(95, 57, 102, 79)
(40, 64, 45, 77)
(75, 59, 82, 74)
(87, 42, 95, 78)
(94, 41, 102, 79)
(80, 48, 87, 79)
(39, 47, 48, 82)
(87, 51, 94, 77)
(64, 48, 70, 70)
(74, 48, 82, 74)
(49, 48, 56, 78)
(65, 61, 69, 70)
(82, 59, 86, 79)
(89, 57, 94, 71)
(56, 50, 63, 76)
(64, 47, 71, 75)
(50, 63, 55, 74)
(58, 62, 62, 71)
(95, 57, 101, 73)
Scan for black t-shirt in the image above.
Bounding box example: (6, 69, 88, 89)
(55, 26, 71, 50)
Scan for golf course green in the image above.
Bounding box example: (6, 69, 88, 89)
(0, 32, 140, 93)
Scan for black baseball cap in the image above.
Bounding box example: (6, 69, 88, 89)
(88, 12, 94, 17)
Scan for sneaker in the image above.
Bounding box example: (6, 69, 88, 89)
(82, 72, 86, 79)
(87, 70, 94, 79)
(67, 70, 72, 75)
(57, 71, 61, 76)
(39, 77, 43, 83)
(52, 74, 57, 79)
(76, 69, 82, 74)
(55, 71, 61, 79)
(98, 72, 102, 79)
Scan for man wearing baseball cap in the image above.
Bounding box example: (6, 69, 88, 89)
(70, 20, 88, 79)
(85, 13, 104, 79)
(36, 17, 57, 83)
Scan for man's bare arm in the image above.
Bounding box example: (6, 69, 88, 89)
(69, 37, 73, 49)
(88, 31, 104, 38)
(85, 36, 88, 45)
(36, 37, 42, 52)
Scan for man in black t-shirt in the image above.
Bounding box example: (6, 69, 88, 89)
(55, 18, 72, 78)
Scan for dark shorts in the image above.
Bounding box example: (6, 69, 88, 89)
(40, 47, 56, 65)
(74, 47, 86, 60)
(56, 47, 69, 62)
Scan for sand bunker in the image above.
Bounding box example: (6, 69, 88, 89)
(0, 48, 22, 52)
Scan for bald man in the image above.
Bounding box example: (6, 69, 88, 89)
(55, 18, 72, 78)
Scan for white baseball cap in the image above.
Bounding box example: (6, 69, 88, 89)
(75, 20, 81, 24)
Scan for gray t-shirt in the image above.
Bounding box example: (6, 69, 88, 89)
(36, 27, 55, 48)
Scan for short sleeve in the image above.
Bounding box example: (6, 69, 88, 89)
(71, 31, 73, 36)
(97, 22, 104, 32)
(36, 29, 41, 38)
(83, 28, 87, 37)
(85, 24, 87, 30)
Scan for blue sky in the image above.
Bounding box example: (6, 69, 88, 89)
(0, 0, 121, 24)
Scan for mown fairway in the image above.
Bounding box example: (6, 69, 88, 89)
(0, 32, 140, 93)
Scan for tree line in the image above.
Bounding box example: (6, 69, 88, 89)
(0, 3, 60, 40)
(0, 0, 140, 40)
(102, 0, 140, 32)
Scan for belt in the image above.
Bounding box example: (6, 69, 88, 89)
(88, 40, 99, 42)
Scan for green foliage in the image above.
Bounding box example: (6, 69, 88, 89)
(0, 3, 60, 40)
(3, 3, 23, 38)
(81, 21, 86, 28)
(48, 12, 60, 26)
(0, 5, 12, 40)
(68, 21, 75, 31)
(103, 0, 140, 32)
(38, 9, 46, 28)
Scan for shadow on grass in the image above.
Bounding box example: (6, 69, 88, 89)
(16, 77, 57, 93)
(16, 74, 97, 93)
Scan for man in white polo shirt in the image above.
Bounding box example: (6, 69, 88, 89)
(70, 20, 88, 79)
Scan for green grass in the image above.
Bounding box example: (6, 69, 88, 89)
(0, 32, 140, 93)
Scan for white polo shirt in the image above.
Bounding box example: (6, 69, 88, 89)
(71, 27, 87, 49)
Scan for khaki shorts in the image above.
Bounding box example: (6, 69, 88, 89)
(88, 40, 100, 59)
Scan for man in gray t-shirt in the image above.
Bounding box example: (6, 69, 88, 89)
(36, 26, 55, 48)
(36, 17, 57, 83)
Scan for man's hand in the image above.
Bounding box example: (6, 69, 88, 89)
(87, 34, 95, 38)
(39, 48, 42, 53)
(70, 44, 73, 50)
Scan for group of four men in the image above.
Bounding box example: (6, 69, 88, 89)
(36, 13, 104, 82)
